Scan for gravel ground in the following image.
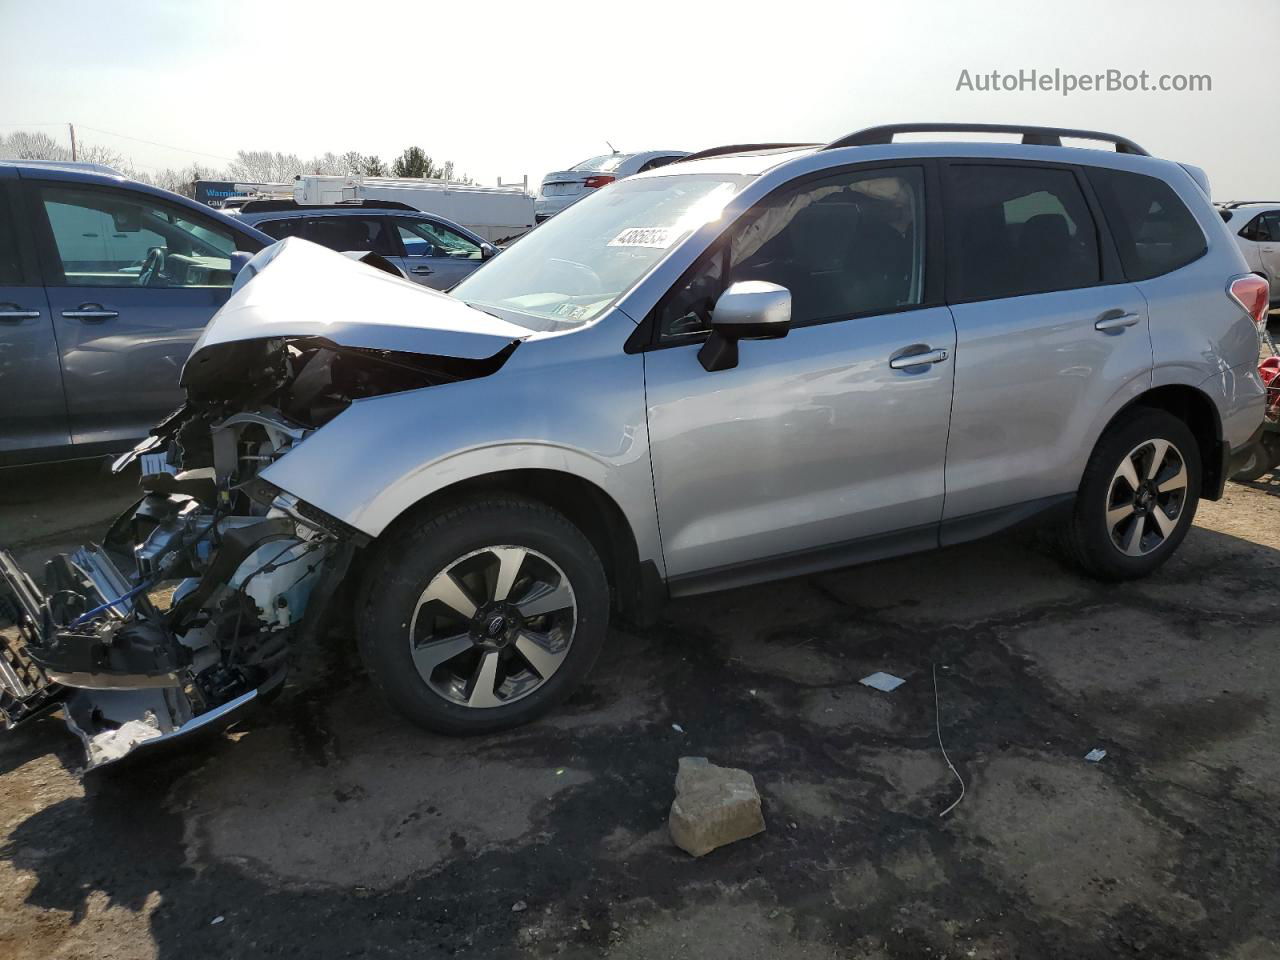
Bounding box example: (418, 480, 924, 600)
(0, 461, 1278, 960)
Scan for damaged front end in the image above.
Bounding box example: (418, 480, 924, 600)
(0, 333, 510, 771)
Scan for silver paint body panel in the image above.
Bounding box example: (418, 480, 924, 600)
(185, 141, 1265, 590)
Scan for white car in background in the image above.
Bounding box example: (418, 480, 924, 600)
(1217, 201, 1280, 305)
(535, 150, 689, 222)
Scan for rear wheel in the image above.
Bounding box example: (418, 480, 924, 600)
(1065, 409, 1201, 580)
(358, 497, 608, 735)
(1231, 444, 1271, 483)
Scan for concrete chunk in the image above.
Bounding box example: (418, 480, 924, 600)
(669, 757, 766, 857)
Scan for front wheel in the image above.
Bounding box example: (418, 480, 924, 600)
(358, 497, 609, 735)
(1064, 409, 1201, 581)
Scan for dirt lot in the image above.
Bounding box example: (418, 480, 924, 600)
(0, 461, 1278, 960)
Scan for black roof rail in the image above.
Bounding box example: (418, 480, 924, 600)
(822, 123, 1149, 156)
(1218, 200, 1280, 210)
(674, 143, 820, 164)
(235, 198, 419, 214)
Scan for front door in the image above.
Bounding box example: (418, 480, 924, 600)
(0, 177, 66, 460)
(391, 216, 484, 290)
(28, 180, 244, 447)
(643, 164, 956, 588)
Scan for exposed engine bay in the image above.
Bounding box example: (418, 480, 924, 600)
(0, 334, 513, 771)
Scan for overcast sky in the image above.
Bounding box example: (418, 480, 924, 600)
(2, 0, 1276, 198)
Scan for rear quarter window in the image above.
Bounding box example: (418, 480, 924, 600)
(1088, 168, 1206, 281)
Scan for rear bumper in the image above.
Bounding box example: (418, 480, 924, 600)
(534, 194, 581, 219)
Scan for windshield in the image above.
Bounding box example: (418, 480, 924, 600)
(453, 173, 751, 329)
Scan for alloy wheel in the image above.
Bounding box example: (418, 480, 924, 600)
(1105, 438, 1189, 557)
(407, 545, 577, 708)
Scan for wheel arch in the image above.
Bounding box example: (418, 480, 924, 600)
(368, 469, 664, 625)
(1102, 383, 1224, 499)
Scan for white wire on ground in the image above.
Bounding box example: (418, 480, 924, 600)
(933, 663, 966, 818)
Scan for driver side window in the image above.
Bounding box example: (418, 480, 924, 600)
(658, 166, 926, 340)
(38, 185, 236, 288)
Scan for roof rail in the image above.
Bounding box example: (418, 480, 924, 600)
(822, 123, 1149, 156)
(674, 143, 820, 164)
(235, 198, 419, 213)
(1217, 200, 1280, 210)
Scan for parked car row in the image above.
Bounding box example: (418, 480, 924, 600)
(1, 123, 1270, 769)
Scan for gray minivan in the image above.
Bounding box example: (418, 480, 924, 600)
(0, 161, 271, 466)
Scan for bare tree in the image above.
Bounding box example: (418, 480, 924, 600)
(227, 150, 305, 183)
(0, 130, 70, 160)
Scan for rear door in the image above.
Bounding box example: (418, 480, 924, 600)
(28, 180, 250, 448)
(0, 175, 66, 461)
(1256, 212, 1280, 285)
(390, 216, 484, 289)
(940, 161, 1151, 527)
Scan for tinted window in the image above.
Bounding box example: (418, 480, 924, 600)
(946, 164, 1100, 301)
(1089, 168, 1206, 281)
(1238, 214, 1270, 242)
(258, 216, 394, 255)
(1263, 213, 1280, 243)
(659, 167, 926, 339)
(638, 155, 684, 173)
(39, 185, 236, 288)
(0, 190, 23, 284)
(394, 218, 481, 259)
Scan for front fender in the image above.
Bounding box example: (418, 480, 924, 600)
(259, 315, 663, 569)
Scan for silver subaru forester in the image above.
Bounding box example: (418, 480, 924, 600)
(1, 124, 1269, 767)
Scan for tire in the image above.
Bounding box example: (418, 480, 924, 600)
(357, 496, 608, 735)
(1231, 444, 1271, 483)
(1064, 409, 1201, 581)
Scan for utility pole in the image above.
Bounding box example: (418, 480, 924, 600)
(68, 123, 77, 161)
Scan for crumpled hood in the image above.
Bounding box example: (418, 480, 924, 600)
(186, 238, 528, 366)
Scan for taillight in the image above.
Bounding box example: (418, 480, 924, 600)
(1229, 274, 1270, 329)
(583, 175, 616, 189)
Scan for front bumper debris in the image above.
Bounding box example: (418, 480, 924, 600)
(0, 401, 354, 771)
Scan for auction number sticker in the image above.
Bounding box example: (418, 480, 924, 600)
(608, 227, 673, 248)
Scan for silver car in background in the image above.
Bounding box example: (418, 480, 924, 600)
(534, 149, 689, 222)
(1216, 201, 1280, 306)
(1, 124, 1268, 769)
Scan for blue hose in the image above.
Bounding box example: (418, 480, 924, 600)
(69, 581, 153, 627)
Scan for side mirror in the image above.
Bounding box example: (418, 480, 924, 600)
(480, 242, 497, 260)
(697, 281, 792, 372)
(229, 251, 253, 277)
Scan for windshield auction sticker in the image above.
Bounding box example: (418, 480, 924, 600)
(608, 227, 674, 248)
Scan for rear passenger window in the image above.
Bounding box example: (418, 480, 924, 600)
(946, 164, 1100, 301)
(258, 216, 395, 256)
(1237, 215, 1273, 242)
(1088, 168, 1206, 281)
